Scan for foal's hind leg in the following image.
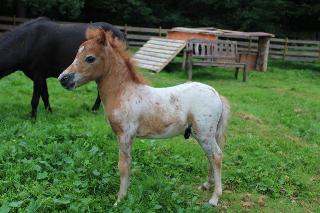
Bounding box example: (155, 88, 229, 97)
(197, 137, 223, 207)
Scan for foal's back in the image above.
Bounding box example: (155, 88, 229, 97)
(130, 82, 223, 139)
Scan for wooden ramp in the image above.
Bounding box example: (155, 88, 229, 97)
(133, 37, 186, 72)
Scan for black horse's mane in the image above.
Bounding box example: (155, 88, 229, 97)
(0, 17, 50, 44)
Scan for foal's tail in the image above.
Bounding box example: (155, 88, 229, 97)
(215, 95, 231, 148)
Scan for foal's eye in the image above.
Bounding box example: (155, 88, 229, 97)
(85, 56, 96, 64)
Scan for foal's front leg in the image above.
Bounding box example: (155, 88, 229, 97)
(114, 135, 132, 206)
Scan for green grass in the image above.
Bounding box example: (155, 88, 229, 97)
(0, 59, 319, 212)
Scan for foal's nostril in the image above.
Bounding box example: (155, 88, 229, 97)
(59, 73, 75, 86)
(60, 75, 69, 85)
(59, 73, 76, 90)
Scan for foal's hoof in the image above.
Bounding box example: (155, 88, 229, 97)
(198, 182, 210, 191)
(208, 197, 219, 207)
(113, 199, 121, 207)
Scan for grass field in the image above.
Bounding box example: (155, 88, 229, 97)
(0, 59, 319, 212)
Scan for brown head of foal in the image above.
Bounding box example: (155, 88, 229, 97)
(58, 27, 144, 90)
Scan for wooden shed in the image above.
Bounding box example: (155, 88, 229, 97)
(168, 27, 274, 71)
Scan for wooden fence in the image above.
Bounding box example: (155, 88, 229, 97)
(0, 16, 319, 62)
(219, 35, 320, 62)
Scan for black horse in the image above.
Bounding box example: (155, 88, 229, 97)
(0, 17, 126, 118)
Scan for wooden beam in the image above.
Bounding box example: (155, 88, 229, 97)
(256, 37, 270, 71)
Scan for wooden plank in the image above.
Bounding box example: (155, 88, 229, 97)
(140, 46, 176, 54)
(283, 37, 288, 59)
(271, 38, 320, 45)
(136, 61, 162, 69)
(270, 50, 319, 57)
(115, 25, 125, 30)
(148, 40, 183, 47)
(256, 37, 270, 71)
(144, 43, 178, 51)
(270, 55, 318, 62)
(117, 25, 168, 34)
(137, 50, 171, 59)
(237, 41, 258, 47)
(271, 38, 286, 43)
(287, 39, 320, 45)
(269, 49, 285, 54)
(270, 43, 320, 51)
(151, 37, 186, 44)
(155, 41, 186, 72)
(237, 47, 258, 53)
(287, 45, 320, 51)
(269, 43, 285, 50)
(219, 34, 259, 40)
(134, 38, 186, 72)
(129, 41, 145, 46)
(193, 61, 246, 68)
(126, 34, 152, 40)
(0, 24, 15, 30)
(134, 54, 168, 63)
(134, 58, 163, 66)
(0, 16, 28, 23)
(136, 63, 161, 71)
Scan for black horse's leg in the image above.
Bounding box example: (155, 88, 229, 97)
(91, 89, 101, 112)
(40, 80, 52, 112)
(31, 80, 42, 118)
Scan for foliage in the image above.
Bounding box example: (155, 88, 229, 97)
(0, 58, 319, 212)
(82, 0, 320, 37)
(1, 0, 319, 37)
(24, 0, 84, 19)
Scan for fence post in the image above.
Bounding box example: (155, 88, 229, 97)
(159, 26, 162, 37)
(124, 24, 128, 36)
(249, 37, 252, 52)
(283, 37, 288, 60)
(13, 15, 16, 25)
(318, 42, 320, 61)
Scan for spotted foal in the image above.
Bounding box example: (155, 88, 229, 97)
(58, 27, 230, 207)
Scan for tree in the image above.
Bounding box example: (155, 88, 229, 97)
(25, 0, 84, 19)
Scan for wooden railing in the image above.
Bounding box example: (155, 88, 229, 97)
(0, 16, 319, 62)
(114, 25, 168, 47)
(219, 35, 320, 62)
(0, 16, 168, 48)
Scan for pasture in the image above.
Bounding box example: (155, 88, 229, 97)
(0, 59, 319, 212)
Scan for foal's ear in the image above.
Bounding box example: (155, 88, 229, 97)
(86, 27, 106, 45)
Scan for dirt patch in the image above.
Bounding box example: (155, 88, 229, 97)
(285, 134, 302, 143)
(294, 107, 304, 114)
(241, 201, 255, 208)
(237, 112, 262, 123)
(258, 196, 266, 207)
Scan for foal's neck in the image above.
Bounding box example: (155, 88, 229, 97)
(97, 52, 140, 110)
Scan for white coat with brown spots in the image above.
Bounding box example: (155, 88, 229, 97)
(58, 28, 231, 207)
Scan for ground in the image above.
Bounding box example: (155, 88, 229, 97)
(0, 59, 319, 212)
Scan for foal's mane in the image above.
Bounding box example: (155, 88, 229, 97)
(86, 27, 146, 85)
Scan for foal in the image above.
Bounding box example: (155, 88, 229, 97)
(58, 28, 230, 207)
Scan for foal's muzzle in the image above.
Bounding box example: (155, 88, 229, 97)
(58, 73, 76, 90)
